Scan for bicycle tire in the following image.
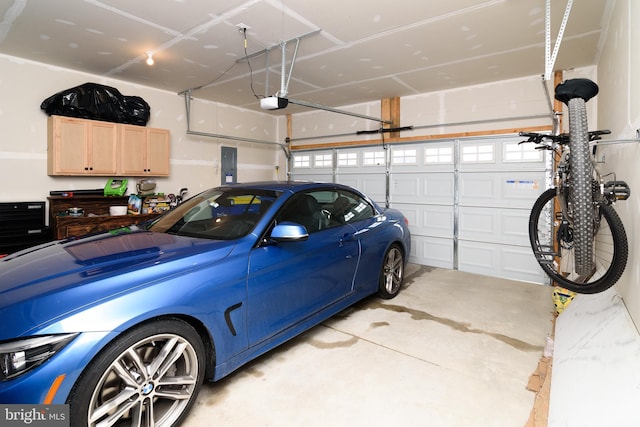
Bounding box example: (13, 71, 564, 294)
(567, 97, 595, 275)
(529, 188, 628, 294)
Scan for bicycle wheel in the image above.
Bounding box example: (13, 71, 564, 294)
(567, 97, 594, 275)
(529, 188, 628, 294)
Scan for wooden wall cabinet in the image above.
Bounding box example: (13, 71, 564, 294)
(47, 116, 118, 175)
(119, 125, 170, 176)
(48, 195, 160, 240)
(47, 116, 170, 177)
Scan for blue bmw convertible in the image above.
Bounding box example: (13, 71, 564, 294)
(0, 181, 411, 426)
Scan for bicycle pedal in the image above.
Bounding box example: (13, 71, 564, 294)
(604, 180, 630, 200)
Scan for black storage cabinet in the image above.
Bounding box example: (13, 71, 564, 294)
(0, 202, 52, 255)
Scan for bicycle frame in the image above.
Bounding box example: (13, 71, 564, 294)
(522, 128, 629, 293)
(522, 78, 629, 293)
(554, 142, 606, 232)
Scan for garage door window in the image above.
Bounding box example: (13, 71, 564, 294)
(504, 141, 543, 162)
(462, 144, 494, 163)
(425, 146, 453, 164)
(314, 154, 333, 168)
(293, 154, 310, 168)
(392, 149, 417, 165)
(363, 151, 385, 166)
(338, 152, 358, 167)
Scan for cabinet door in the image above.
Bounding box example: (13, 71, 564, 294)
(48, 116, 170, 177)
(119, 124, 147, 175)
(48, 116, 118, 175)
(146, 128, 170, 176)
(88, 121, 117, 174)
(49, 117, 89, 174)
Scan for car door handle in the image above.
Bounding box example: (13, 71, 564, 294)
(339, 233, 355, 247)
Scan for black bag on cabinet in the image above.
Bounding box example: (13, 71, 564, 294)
(40, 82, 150, 126)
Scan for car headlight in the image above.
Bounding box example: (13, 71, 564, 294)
(0, 334, 78, 380)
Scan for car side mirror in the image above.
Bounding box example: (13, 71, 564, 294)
(270, 222, 309, 242)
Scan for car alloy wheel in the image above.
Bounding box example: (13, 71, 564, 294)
(378, 244, 404, 299)
(69, 319, 205, 427)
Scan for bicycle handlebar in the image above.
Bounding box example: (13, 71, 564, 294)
(518, 129, 611, 146)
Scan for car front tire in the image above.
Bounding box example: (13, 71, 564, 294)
(68, 318, 205, 427)
(377, 244, 404, 299)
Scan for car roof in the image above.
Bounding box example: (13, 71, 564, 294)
(216, 181, 356, 194)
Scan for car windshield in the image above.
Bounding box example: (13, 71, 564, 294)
(148, 188, 282, 240)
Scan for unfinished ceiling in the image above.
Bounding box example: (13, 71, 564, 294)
(0, 0, 613, 114)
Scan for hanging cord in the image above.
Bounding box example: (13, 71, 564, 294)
(177, 27, 257, 95)
(180, 57, 238, 93)
(242, 28, 262, 100)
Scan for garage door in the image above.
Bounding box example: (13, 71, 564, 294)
(455, 136, 548, 283)
(291, 135, 549, 284)
(387, 142, 455, 270)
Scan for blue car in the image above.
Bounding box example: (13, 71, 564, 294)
(0, 181, 410, 426)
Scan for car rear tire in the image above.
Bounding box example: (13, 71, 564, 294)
(68, 318, 205, 427)
(377, 244, 404, 299)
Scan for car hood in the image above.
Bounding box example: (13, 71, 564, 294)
(0, 230, 236, 336)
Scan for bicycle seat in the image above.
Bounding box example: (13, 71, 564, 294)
(555, 78, 599, 104)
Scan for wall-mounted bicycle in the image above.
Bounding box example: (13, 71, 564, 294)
(520, 78, 630, 294)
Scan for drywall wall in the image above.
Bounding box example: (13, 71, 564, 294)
(288, 71, 598, 148)
(0, 54, 285, 206)
(548, 5, 640, 420)
(596, 0, 640, 325)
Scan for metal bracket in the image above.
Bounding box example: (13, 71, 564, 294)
(544, 0, 574, 81)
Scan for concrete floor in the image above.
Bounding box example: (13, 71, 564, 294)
(183, 265, 555, 427)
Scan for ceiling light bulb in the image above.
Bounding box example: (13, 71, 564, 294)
(146, 52, 154, 66)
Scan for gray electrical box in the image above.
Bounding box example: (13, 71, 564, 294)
(221, 146, 237, 184)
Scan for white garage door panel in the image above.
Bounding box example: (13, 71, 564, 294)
(335, 174, 362, 190)
(391, 173, 454, 205)
(458, 241, 546, 283)
(458, 206, 530, 246)
(291, 150, 334, 183)
(390, 175, 419, 202)
(459, 136, 546, 171)
(502, 247, 549, 284)
(360, 175, 386, 205)
(410, 235, 453, 269)
(423, 174, 455, 205)
(459, 172, 545, 208)
(336, 174, 386, 206)
(293, 173, 333, 182)
(393, 203, 453, 238)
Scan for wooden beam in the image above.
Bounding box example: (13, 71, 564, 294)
(554, 70, 564, 132)
(381, 97, 401, 138)
(290, 125, 553, 151)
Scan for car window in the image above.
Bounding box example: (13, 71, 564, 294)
(325, 190, 375, 225)
(149, 188, 281, 240)
(275, 189, 375, 233)
(276, 193, 327, 233)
